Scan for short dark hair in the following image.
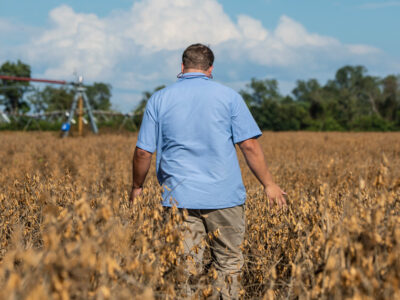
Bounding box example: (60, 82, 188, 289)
(182, 44, 214, 71)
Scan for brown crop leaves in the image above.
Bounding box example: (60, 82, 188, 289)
(0, 131, 399, 299)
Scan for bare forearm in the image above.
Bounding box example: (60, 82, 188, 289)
(132, 147, 152, 188)
(238, 139, 275, 187)
(245, 153, 274, 188)
(239, 138, 287, 208)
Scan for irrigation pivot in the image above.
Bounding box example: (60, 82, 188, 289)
(0, 74, 98, 137)
(63, 77, 98, 137)
(0, 75, 67, 85)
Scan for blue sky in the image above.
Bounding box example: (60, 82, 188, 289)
(1, 0, 399, 112)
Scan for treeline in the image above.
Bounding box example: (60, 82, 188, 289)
(1, 60, 399, 131)
(241, 66, 400, 131)
(0, 61, 112, 115)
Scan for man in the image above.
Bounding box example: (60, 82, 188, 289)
(130, 44, 286, 299)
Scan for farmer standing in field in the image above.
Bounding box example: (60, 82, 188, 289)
(130, 44, 286, 299)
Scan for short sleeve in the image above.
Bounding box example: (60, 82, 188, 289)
(231, 94, 262, 144)
(136, 97, 158, 153)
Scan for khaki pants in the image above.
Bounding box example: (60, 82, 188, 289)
(182, 204, 245, 299)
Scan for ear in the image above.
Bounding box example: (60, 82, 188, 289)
(207, 66, 213, 76)
(181, 63, 184, 73)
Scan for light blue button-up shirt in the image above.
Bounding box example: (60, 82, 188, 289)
(136, 72, 262, 209)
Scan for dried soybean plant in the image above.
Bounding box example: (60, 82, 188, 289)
(0, 132, 399, 299)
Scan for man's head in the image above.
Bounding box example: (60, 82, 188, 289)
(182, 44, 214, 76)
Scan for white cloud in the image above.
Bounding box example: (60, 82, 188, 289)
(3, 0, 396, 111)
(219, 14, 379, 71)
(274, 16, 338, 48)
(25, 0, 381, 76)
(347, 44, 381, 55)
(237, 15, 268, 42)
(121, 0, 240, 51)
(26, 5, 123, 79)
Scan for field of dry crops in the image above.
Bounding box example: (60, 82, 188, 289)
(0, 131, 400, 299)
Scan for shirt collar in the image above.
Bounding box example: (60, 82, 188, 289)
(178, 72, 210, 80)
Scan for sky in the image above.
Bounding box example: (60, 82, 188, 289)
(1, 0, 399, 112)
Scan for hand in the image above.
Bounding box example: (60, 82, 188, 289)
(264, 183, 287, 209)
(129, 187, 143, 203)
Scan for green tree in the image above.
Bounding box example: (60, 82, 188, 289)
(350, 115, 392, 131)
(241, 78, 281, 106)
(292, 79, 325, 119)
(240, 78, 282, 130)
(0, 60, 31, 114)
(240, 78, 312, 130)
(379, 75, 399, 121)
(27, 87, 47, 113)
(86, 82, 112, 111)
(324, 65, 384, 129)
(37, 86, 75, 112)
(330, 65, 367, 91)
(357, 75, 382, 117)
(29, 82, 112, 113)
(276, 97, 311, 130)
(292, 79, 321, 103)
